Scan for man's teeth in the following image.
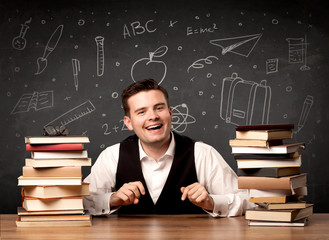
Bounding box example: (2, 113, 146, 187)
(147, 125, 162, 130)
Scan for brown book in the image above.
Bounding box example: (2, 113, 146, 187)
(229, 139, 283, 147)
(266, 201, 308, 210)
(249, 195, 303, 203)
(25, 158, 92, 168)
(19, 212, 91, 222)
(17, 207, 84, 215)
(245, 204, 313, 222)
(231, 143, 305, 154)
(16, 218, 92, 227)
(22, 183, 90, 198)
(248, 218, 308, 227)
(235, 129, 293, 140)
(22, 166, 82, 177)
(237, 167, 301, 177)
(22, 197, 84, 211)
(238, 173, 307, 190)
(18, 176, 82, 186)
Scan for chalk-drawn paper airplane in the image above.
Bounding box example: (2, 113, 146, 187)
(210, 33, 262, 57)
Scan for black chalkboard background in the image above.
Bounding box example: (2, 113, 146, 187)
(1, 0, 329, 213)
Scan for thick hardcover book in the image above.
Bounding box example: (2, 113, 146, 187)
(238, 173, 307, 190)
(236, 124, 294, 131)
(22, 183, 90, 198)
(249, 195, 302, 203)
(231, 143, 305, 154)
(22, 166, 82, 177)
(248, 218, 308, 227)
(237, 167, 301, 177)
(16, 218, 92, 227)
(25, 136, 90, 144)
(22, 196, 84, 211)
(236, 155, 302, 169)
(26, 143, 84, 151)
(245, 204, 313, 222)
(229, 139, 283, 147)
(266, 201, 308, 210)
(235, 129, 293, 140)
(25, 158, 92, 168)
(17, 207, 84, 215)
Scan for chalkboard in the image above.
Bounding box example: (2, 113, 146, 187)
(1, 0, 329, 213)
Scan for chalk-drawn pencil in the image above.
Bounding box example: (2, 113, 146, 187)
(72, 59, 80, 91)
(297, 95, 313, 132)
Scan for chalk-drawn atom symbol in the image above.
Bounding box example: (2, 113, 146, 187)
(171, 104, 196, 133)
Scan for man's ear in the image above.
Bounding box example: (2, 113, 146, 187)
(123, 115, 134, 131)
(169, 106, 173, 120)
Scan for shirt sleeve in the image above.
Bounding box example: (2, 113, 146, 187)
(83, 143, 120, 215)
(194, 142, 255, 217)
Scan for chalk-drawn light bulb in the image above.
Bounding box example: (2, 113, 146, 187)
(95, 36, 105, 76)
(12, 18, 32, 50)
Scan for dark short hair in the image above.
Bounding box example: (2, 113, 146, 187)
(121, 79, 169, 116)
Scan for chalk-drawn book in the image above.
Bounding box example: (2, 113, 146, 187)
(11, 91, 53, 114)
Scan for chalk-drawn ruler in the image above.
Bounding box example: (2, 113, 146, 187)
(45, 100, 96, 127)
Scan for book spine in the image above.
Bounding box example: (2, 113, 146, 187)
(26, 143, 84, 151)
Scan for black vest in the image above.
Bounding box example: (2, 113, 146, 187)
(115, 132, 205, 214)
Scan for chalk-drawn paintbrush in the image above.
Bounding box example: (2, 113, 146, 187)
(35, 25, 64, 75)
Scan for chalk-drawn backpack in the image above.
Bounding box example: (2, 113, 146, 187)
(220, 72, 271, 126)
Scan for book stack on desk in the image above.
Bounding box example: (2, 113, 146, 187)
(16, 135, 92, 227)
(230, 124, 313, 226)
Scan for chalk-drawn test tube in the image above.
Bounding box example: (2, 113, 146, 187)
(95, 36, 105, 76)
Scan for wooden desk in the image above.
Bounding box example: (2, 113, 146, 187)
(1, 214, 329, 240)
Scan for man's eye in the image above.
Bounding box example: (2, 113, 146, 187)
(156, 106, 164, 110)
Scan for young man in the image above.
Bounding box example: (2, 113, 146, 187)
(83, 79, 253, 216)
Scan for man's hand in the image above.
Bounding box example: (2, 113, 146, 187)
(110, 181, 145, 208)
(181, 183, 214, 211)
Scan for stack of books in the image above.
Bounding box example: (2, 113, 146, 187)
(16, 135, 92, 227)
(229, 124, 313, 227)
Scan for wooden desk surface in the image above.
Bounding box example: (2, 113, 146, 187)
(1, 214, 329, 240)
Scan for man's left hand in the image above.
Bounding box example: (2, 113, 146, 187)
(180, 183, 214, 211)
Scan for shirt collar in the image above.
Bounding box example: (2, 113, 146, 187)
(138, 132, 175, 161)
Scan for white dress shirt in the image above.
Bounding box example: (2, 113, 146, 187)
(83, 133, 254, 217)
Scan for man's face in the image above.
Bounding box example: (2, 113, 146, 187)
(124, 90, 172, 148)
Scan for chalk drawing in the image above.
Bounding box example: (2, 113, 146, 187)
(169, 20, 178, 27)
(11, 91, 54, 114)
(95, 36, 105, 76)
(171, 103, 196, 133)
(220, 73, 271, 126)
(296, 95, 313, 133)
(210, 33, 262, 57)
(131, 46, 168, 85)
(187, 56, 219, 73)
(266, 58, 279, 74)
(35, 25, 64, 75)
(12, 18, 32, 50)
(300, 35, 311, 71)
(45, 100, 96, 127)
(72, 59, 80, 91)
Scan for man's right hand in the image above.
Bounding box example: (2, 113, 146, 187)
(110, 181, 146, 208)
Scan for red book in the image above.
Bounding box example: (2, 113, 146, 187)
(26, 143, 84, 151)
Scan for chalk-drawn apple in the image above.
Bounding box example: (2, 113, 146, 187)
(131, 46, 168, 85)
